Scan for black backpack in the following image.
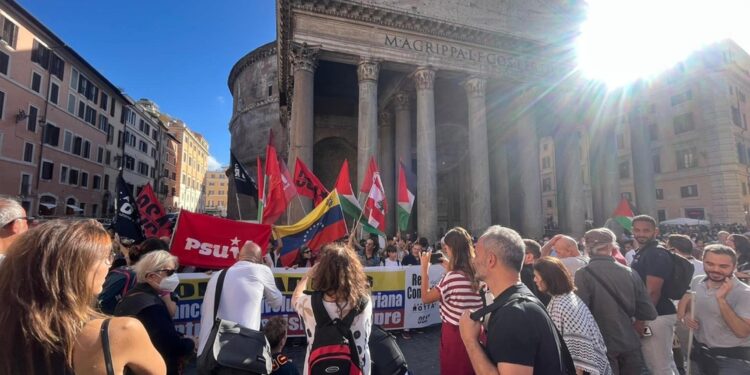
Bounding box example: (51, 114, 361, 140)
(661, 248, 695, 300)
(369, 325, 408, 375)
(308, 292, 366, 375)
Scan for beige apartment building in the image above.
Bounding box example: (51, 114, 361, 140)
(541, 39, 750, 228)
(167, 119, 208, 213)
(0, 2, 136, 218)
(204, 170, 228, 216)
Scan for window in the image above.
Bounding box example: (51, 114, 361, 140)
(31, 72, 42, 93)
(124, 155, 135, 170)
(104, 175, 110, 190)
(50, 54, 64, 80)
(93, 175, 101, 189)
(268, 85, 273, 97)
(68, 169, 79, 185)
(1, 16, 18, 48)
(656, 188, 664, 200)
(657, 209, 666, 222)
(110, 97, 115, 117)
(31, 40, 50, 68)
(138, 161, 149, 175)
(138, 140, 148, 153)
(546, 199, 553, 208)
(44, 124, 60, 146)
(62, 131, 72, 152)
(673, 113, 695, 134)
(92, 204, 98, 217)
(97, 147, 104, 163)
(619, 160, 630, 179)
(27, 105, 38, 132)
(71, 68, 79, 90)
(60, 166, 68, 183)
(542, 177, 552, 192)
(98, 114, 108, 132)
(67, 94, 76, 114)
(41, 161, 54, 180)
(542, 156, 551, 169)
(49, 82, 59, 104)
(100, 92, 108, 111)
(72, 136, 82, 155)
(739, 143, 748, 164)
(106, 125, 113, 145)
(80, 172, 88, 188)
(38, 195, 56, 216)
(731, 106, 744, 128)
(680, 185, 699, 198)
(670, 89, 692, 106)
(743, 182, 747, 196)
(105, 150, 111, 165)
(79, 203, 86, 215)
(83, 141, 90, 159)
(23, 142, 33, 162)
(0, 50, 8, 75)
(77, 74, 99, 102)
(85, 105, 96, 126)
(20, 173, 31, 196)
(676, 148, 698, 169)
(652, 154, 661, 173)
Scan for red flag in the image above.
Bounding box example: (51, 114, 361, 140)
(279, 159, 298, 203)
(294, 158, 329, 206)
(359, 156, 378, 193)
(170, 210, 272, 268)
(262, 144, 287, 224)
(135, 183, 172, 238)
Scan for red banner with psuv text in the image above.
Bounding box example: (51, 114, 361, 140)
(170, 210, 272, 268)
(136, 183, 172, 238)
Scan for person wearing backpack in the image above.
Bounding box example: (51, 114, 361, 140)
(459, 225, 576, 375)
(292, 243, 373, 375)
(630, 215, 680, 375)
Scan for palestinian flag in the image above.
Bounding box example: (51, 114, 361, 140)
(364, 168, 387, 234)
(397, 161, 415, 232)
(612, 197, 635, 232)
(334, 159, 383, 236)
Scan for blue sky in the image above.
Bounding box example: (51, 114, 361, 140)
(18, 0, 277, 169)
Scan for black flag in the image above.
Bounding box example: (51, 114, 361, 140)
(114, 172, 144, 242)
(231, 152, 258, 202)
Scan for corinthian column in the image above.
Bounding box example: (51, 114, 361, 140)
(413, 67, 438, 242)
(289, 44, 318, 219)
(556, 130, 586, 238)
(464, 76, 492, 235)
(357, 58, 380, 190)
(515, 89, 543, 239)
(393, 92, 412, 171)
(379, 110, 395, 234)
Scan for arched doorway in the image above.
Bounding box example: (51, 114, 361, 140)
(38, 195, 57, 217)
(313, 137, 357, 189)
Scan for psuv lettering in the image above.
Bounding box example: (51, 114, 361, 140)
(184, 238, 239, 259)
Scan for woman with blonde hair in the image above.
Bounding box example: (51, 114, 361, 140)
(114, 250, 194, 375)
(292, 243, 373, 375)
(0, 219, 164, 375)
(419, 227, 483, 375)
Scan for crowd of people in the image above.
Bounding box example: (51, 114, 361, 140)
(1, 195, 749, 375)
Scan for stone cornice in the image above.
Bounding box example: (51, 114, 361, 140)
(229, 96, 280, 132)
(227, 41, 277, 91)
(288, 0, 542, 54)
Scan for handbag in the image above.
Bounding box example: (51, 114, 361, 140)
(197, 269, 272, 375)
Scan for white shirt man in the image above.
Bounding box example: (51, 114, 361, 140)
(198, 241, 284, 353)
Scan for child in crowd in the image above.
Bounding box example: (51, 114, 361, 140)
(263, 317, 300, 375)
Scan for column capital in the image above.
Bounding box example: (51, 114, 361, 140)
(413, 67, 436, 91)
(379, 110, 393, 128)
(291, 43, 319, 73)
(393, 91, 410, 111)
(463, 76, 486, 98)
(357, 58, 380, 82)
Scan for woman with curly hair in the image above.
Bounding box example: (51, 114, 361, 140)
(292, 242, 373, 375)
(0, 219, 164, 375)
(419, 227, 483, 375)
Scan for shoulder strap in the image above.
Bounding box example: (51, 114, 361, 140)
(311, 292, 333, 325)
(212, 269, 228, 321)
(583, 267, 631, 317)
(341, 299, 365, 326)
(100, 319, 115, 375)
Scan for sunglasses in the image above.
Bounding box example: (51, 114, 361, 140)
(155, 269, 177, 276)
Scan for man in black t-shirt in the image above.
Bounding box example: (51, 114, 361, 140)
(630, 215, 679, 375)
(459, 225, 570, 374)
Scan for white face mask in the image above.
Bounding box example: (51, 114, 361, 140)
(158, 273, 180, 293)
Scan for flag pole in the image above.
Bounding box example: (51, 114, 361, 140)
(296, 194, 308, 216)
(235, 192, 243, 221)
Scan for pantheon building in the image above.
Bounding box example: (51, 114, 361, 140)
(227, 0, 611, 241)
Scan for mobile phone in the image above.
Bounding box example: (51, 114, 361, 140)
(643, 326, 652, 337)
(430, 252, 445, 264)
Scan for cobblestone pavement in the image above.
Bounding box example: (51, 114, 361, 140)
(186, 324, 442, 374)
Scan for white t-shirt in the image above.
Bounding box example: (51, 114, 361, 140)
(561, 255, 589, 275)
(198, 261, 284, 353)
(689, 258, 705, 278)
(383, 258, 400, 267)
(293, 294, 373, 375)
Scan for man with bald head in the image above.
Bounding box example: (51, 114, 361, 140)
(541, 234, 589, 275)
(198, 240, 283, 353)
(0, 197, 28, 261)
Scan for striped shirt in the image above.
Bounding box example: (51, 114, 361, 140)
(435, 271, 483, 326)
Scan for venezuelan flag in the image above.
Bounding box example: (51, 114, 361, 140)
(273, 190, 348, 267)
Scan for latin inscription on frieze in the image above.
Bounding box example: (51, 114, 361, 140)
(384, 34, 549, 77)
